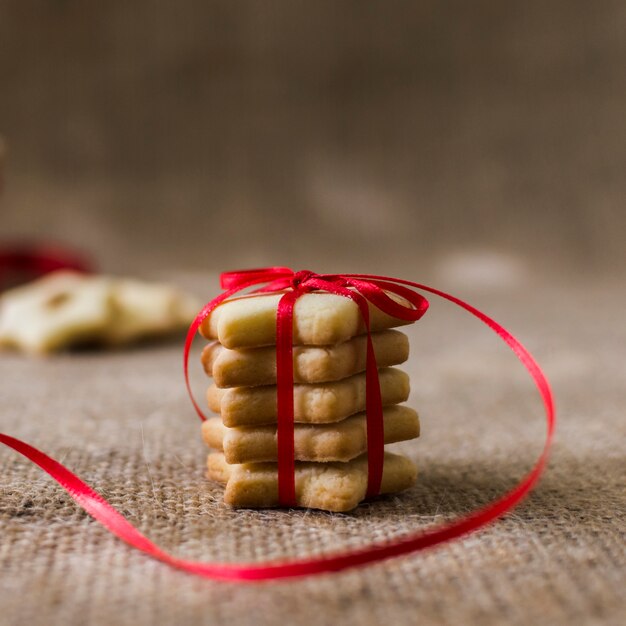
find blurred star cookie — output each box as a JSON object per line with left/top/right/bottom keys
{"left": 105, "top": 277, "right": 199, "bottom": 344}
{"left": 0, "top": 270, "right": 199, "bottom": 353}
{"left": 0, "top": 271, "right": 113, "bottom": 353}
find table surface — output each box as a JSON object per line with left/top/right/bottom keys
{"left": 0, "top": 274, "right": 624, "bottom": 626}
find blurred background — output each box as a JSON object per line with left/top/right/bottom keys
{"left": 1, "top": 1, "right": 624, "bottom": 282}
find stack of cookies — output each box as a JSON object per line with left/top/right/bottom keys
{"left": 198, "top": 291, "right": 420, "bottom": 512}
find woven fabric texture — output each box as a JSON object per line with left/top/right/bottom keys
{"left": 0, "top": 277, "right": 624, "bottom": 626}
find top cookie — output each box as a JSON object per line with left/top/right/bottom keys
{"left": 198, "top": 291, "right": 414, "bottom": 349}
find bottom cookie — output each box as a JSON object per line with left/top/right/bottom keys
{"left": 207, "top": 451, "right": 417, "bottom": 512}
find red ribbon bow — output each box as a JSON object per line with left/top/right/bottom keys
{"left": 2, "top": 266, "right": 555, "bottom": 582}
{"left": 185, "top": 267, "right": 429, "bottom": 505}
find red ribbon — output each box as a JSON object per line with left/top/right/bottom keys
{"left": 0, "top": 267, "right": 555, "bottom": 582}
{"left": 0, "top": 243, "right": 92, "bottom": 290}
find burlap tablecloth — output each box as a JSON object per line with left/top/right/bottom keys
{"left": 0, "top": 275, "right": 624, "bottom": 625}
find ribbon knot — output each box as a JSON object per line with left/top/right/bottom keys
{"left": 290, "top": 270, "right": 315, "bottom": 289}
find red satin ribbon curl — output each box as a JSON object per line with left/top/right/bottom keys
{"left": 0, "top": 266, "right": 555, "bottom": 582}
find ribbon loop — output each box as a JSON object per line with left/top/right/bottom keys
{"left": 309, "top": 273, "right": 350, "bottom": 289}
{"left": 220, "top": 267, "right": 293, "bottom": 290}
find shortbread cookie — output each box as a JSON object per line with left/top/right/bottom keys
{"left": 199, "top": 290, "right": 414, "bottom": 348}
{"left": 207, "top": 451, "right": 417, "bottom": 512}
{"left": 202, "top": 405, "right": 419, "bottom": 464}
{"left": 0, "top": 271, "right": 114, "bottom": 353}
{"left": 202, "top": 329, "right": 409, "bottom": 387}
{"left": 0, "top": 270, "right": 200, "bottom": 353}
{"left": 207, "top": 367, "right": 410, "bottom": 427}
{"left": 105, "top": 278, "right": 199, "bottom": 344}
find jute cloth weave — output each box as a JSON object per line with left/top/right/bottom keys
{"left": 0, "top": 277, "right": 624, "bottom": 625}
